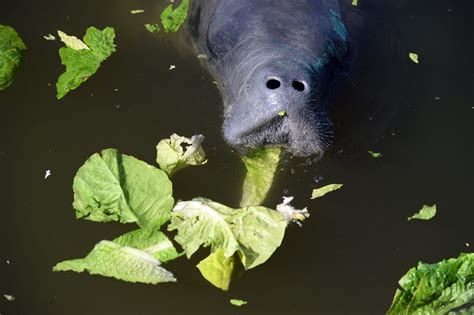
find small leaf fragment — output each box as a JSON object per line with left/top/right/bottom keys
{"left": 240, "top": 147, "right": 281, "bottom": 207}
{"left": 409, "top": 52, "right": 419, "bottom": 64}
{"left": 351, "top": 0, "right": 358, "bottom": 6}
{"left": 145, "top": 24, "right": 160, "bottom": 33}
{"left": 130, "top": 9, "right": 144, "bottom": 14}
{"left": 230, "top": 299, "right": 248, "bottom": 307}
{"left": 311, "top": 183, "right": 343, "bottom": 199}
{"left": 197, "top": 249, "right": 235, "bottom": 291}
{"left": 368, "top": 150, "right": 383, "bottom": 158}
{"left": 278, "top": 110, "right": 286, "bottom": 117}
{"left": 156, "top": 134, "right": 207, "bottom": 176}
{"left": 3, "top": 294, "right": 15, "bottom": 301}
{"left": 43, "top": 34, "right": 56, "bottom": 41}
{"left": 57, "top": 30, "right": 90, "bottom": 50}
{"left": 408, "top": 204, "right": 437, "bottom": 221}
{"left": 160, "top": 0, "right": 189, "bottom": 32}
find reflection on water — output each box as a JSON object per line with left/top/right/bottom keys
{"left": 0, "top": 0, "right": 472, "bottom": 314}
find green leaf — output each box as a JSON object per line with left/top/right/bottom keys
{"left": 160, "top": 0, "right": 189, "bottom": 32}
{"left": 409, "top": 52, "right": 419, "bottom": 64}
{"left": 56, "top": 26, "right": 116, "bottom": 99}
{"left": 368, "top": 150, "right": 383, "bottom": 158}
{"left": 130, "top": 9, "right": 144, "bottom": 14}
{"left": 73, "top": 148, "right": 174, "bottom": 228}
{"left": 145, "top": 24, "right": 160, "bottom": 33}
{"left": 408, "top": 204, "right": 437, "bottom": 221}
{"left": 168, "top": 198, "right": 287, "bottom": 273}
{"left": 53, "top": 240, "right": 176, "bottom": 284}
{"left": 197, "top": 248, "right": 235, "bottom": 291}
{"left": 156, "top": 134, "right": 207, "bottom": 176}
{"left": 230, "top": 299, "right": 248, "bottom": 307}
{"left": 240, "top": 147, "right": 281, "bottom": 207}
{"left": 387, "top": 253, "right": 474, "bottom": 315}
{"left": 113, "top": 227, "right": 180, "bottom": 263}
{"left": 277, "top": 110, "right": 287, "bottom": 117}
{"left": 311, "top": 184, "right": 343, "bottom": 199}
{"left": 0, "top": 25, "right": 27, "bottom": 91}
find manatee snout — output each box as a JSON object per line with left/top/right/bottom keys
{"left": 222, "top": 55, "right": 333, "bottom": 157}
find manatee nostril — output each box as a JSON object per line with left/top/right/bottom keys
{"left": 266, "top": 79, "right": 281, "bottom": 90}
{"left": 292, "top": 80, "right": 305, "bottom": 92}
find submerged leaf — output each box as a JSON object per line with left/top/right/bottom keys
{"left": 156, "top": 134, "right": 206, "bottom": 176}
{"left": 160, "top": 0, "right": 189, "bottom": 32}
{"left": 0, "top": 25, "right": 27, "bottom": 91}
{"left": 57, "top": 30, "right": 90, "bottom": 50}
{"left": 240, "top": 147, "right": 281, "bottom": 207}
{"left": 230, "top": 299, "right": 248, "bottom": 307}
{"left": 145, "top": 24, "right": 160, "bottom": 33}
{"left": 197, "top": 248, "right": 235, "bottom": 291}
{"left": 408, "top": 204, "right": 437, "bottom": 221}
{"left": 168, "top": 197, "right": 287, "bottom": 289}
{"left": 311, "top": 184, "right": 343, "bottom": 199}
{"left": 387, "top": 253, "right": 474, "bottom": 315}
{"left": 73, "top": 148, "right": 174, "bottom": 228}
{"left": 56, "top": 26, "right": 116, "bottom": 99}
{"left": 53, "top": 240, "right": 176, "bottom": 284}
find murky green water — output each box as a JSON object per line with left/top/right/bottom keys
{"left": 1, "top": 0, "right": 473, "bottom": 314}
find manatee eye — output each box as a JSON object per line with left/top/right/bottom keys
{"left": 292, "top": 80, "right": 305, "bottom": 92}
{"left": 266, "top": 79, "right": 281, "bottom": 89}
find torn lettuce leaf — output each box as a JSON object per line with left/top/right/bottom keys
{"left": 408, "top": 204, "right": 437, "bottom": 221}
{"left": 156, "top": 134, "right": 207, "bottom": 176}
{"left": 311, "top": 184, "right": 343, "bottom": 199}
{"left": 53, "top": 240, "right": 176, "bottom": 284}
{"left": 73, "top": 148, "right": 174, "bottom": 228}
{"left": 240, "top": 147, "right": 281, "bottom": 207}
{"left": 197, "top": 248, "right": 235, "bottom": 291}
{"left": 56, "top": 26, "right": 116, "bottom": 99}
{"left": 113, "top": 227, "right": 180, "bottom": 263}
{"left": 169, "top": 198, "right": 287, "bottom": 274}
{"left": 0, "top": 25, "right": 27, "bottom": 91}
{"left": 387, "top": 253, "right": 474, "bottom": 315}
{"left": 230, "top": 299, "right": 248, "bottom": 307}
{"left": 160, "top": 0, "right": 189, "bottom": 32}
{"left": 57, "top": 30, "right": 90, "bottom": 50}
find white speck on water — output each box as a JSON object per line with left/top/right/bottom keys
{"left": 169, "top": 65, "right": 176, "bottom": 70}
{"left": 434, "top": 96, "right": 440, "bottom": 100}
{"left": 45, "top": 170, "right": 52, "bottom": 179}
{"left": 466, "top": 243, "right": 470, "bottom": 247}
{"left": 90, "top": 93, "right": 94, "bottom": 96}
{"left": 114, "top": 88, "right": 119, "bottom": 92}
{"left": 115, "top": 104, "right": 121, "bottom": 109}
{"left": 3, "top": 294, "right": 15, "bottom": 301}
{"left": 197, "top": 54, "right": 209, "bottom": 60}
{"left": 6, "top": 260, "right": 10, "bottom": 264}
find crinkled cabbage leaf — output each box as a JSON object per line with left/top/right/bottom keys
{"left": 0, "top": 25, "right": 27, "bottom": 91}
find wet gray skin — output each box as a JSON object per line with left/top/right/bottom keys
{"left": 186, "top": 0, "right": 357, "bottom": 157}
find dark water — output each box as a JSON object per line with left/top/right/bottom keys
{"left": 1, "top": 0, "right": 473, "bottom": 314}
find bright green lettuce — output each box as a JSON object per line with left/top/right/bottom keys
{"left": 0, "top": 25, "right": 27, "bottom": 91}
{"left": 56, "top": 26, "right": 116, "bottom": 99}
{"left": 160, "top": 0, "right": 189, "bottom": 32}
{"left": 145, "top": 24, "right": 160, "bottom": 33}
{"left": 387, "top": 253, "right": 474, "bottom": 315}
{"left": 53, "top": 238, "right": 176, "bottom": 284}
{"left": 230, "top": 299, "right": 248, "bottom": 307}
{"left": 197, "top": 248, "right": 235, "bottom": 291}
{"left": 240, "top": 147, "right": 281, "bottom": 207}
{"left": 156, "top": 134, "right": 207, "bottom": 176}
{"left": 73, "top": 148, "right": 174, "bottom": 228}
{"left": 311, "top": 184, "right": 343, "bottom": 199}
{"left": 408, "top": 204, "right": 437, "bottom": 221}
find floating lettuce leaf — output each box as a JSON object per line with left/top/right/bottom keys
{"left": 57, "top": 30, "right": 90, "bottom": 50}
{"left": 408, "top": 204, "right": 437, "bottom": 221}
{"left": 168, "top": 198, "right": 288, "bottom": 289}
{"left": 145, "top": 24, "right": 160, "bottom": 33}
{"left": 113, "top": 227, "right": 180, "bottom": 263}
{"left": 160, "top": 0, "right": 189, "bottom": 32}
{"left": 0, "top": 25, "right": 27, "bottom": 91}
{"left": 197, "top": 248, "right": 235, "bottom": 291}
{"left": 73, "top": 148, "right": 174, "bottom": 228}
{"left": 56, "top": 26, "right": 116, "bottom": 99}
{"left": 368, "top": 150, "right": 383, "bottom": 158}
{"left": 230, "top": 299, "right": 248, "bottom": 307}
{"left": 409, "top": 52, "right": 419, "bottom": 64}
{"left": 53, "top": 240, "right": 176, "bottom": 284}
{"left": 156, "top": 134, "right": 207, "bottom": 176}
{"left": 387, "top": 253, "right": 474, "bottom": 315}
{"left": 311, "top": 184, "right": 343, "bottom": 199}
{"left": 240, "top": 147, "right": 281, "bottom": 207}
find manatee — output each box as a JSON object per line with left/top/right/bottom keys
{"left": 184, "top": 0, "right": 361, "bottom": 157}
